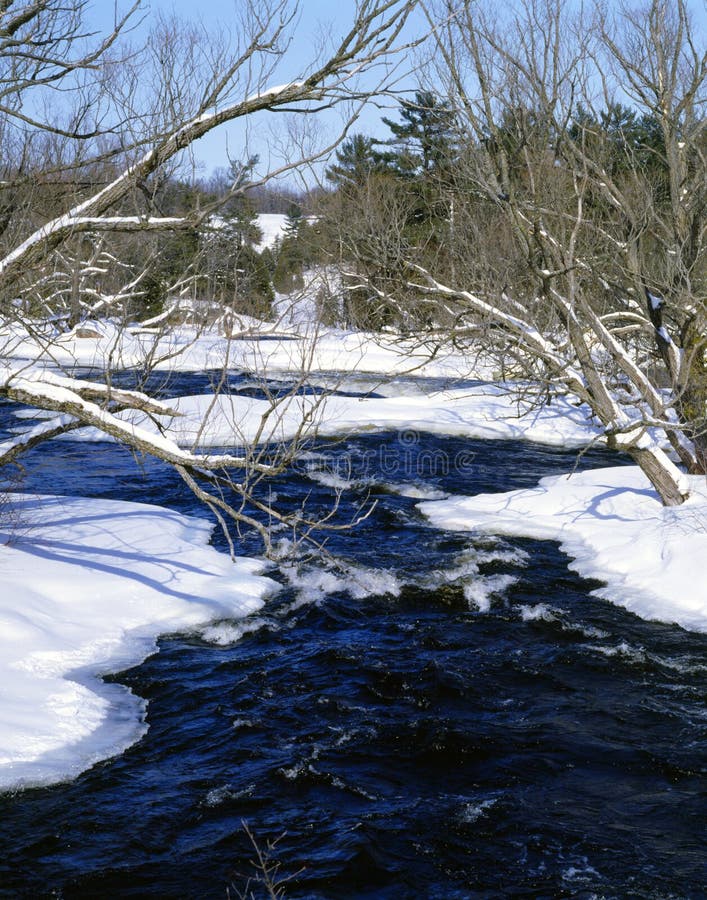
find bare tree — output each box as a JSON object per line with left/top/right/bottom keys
{"left": 341, "top": 0, "right": 704, "bottom": 505}
{"left": 0, "top": 0, "right": 418, "bottom": 552}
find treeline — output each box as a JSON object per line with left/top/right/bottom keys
{"left": 2, "top": 86, "right": 702, "bottom": 336}
{"left": 321, "top": 89, "right": 704, "bottom": 333}
{"left": 0, "top": 157, "right": 321, "bottom": 325}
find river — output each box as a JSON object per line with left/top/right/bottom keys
{"left": 0, "top": 371, "right": 705, "bottom": 898}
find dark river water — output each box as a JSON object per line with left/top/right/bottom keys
{"left": 0, "top": 372, "right": 705, "bottom": 899}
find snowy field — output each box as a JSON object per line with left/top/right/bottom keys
{"left": 1, "top": 316, "right": 707, "bottom": 791}
{"left": 0, "top": 316, "right": 489, "bottom": 377}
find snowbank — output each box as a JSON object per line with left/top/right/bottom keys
{"left": 0, "top": 318, "right": 148, "bottom": 370}
{"left": 419, "top": 466, "right": 707, "bottom": 632}
{"left": 1, "top": 317, "right": 495, "bottom": 379}
{"left": 58, "top": 384, "right": 598, "bottom": 450}
{"left": 128, "top": 325, "right": 487, "bottom": 379}
{"left": 219, "top": 327, "right": 492, "bottom": 379}
{"left": 0, "top": 495, "right": 277, "bottom": 791}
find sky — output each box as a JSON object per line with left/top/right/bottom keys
{"left": 89, "top": 0, "right": 707, "bottom": 184}
{"left": 91, "top": 0, "right": 428, "bottom": 182}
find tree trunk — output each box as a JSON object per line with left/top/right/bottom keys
{"left": 626, "top": 444, "right": 689, "bottom": 507}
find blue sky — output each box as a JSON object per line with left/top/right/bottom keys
{"left": 89, "top": 0, "right": 707, "bottom": 182}
{"left": 91, "top": 0, "right": 426, "bottom": 179}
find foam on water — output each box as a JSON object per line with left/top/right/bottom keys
{"left": 519, "top": 603, "right": 610, "bottom": 639}
{"left": 422, "top": 544, "right": 528, "bottom": 586}
{"left": 463, "top": 574, "right": 518, "bottom": 612}
{"left": 279, "top": 558, "right": 401, "bottom": 607}
{"left": 519, "top": 602, "right": 560, "bottom": 623}
{"left": 583, "top": 640, "right": 648, "bottom": 665}
{"left": 561, "top": 859, "right": 602, "bottom": 885}
{"left": 413, "top": 542, "right": 528, "bottom": 611}
{"left": 582, "top": 640, "right": 707, "bottom": 681}
{"left": 459, "top": 797, "right": 499, "bottom": 823}
{"left": 522, "top": 604, "right": 707, "bottom": 672}
{"left": 232, "top": 718, "right": 255, "bottom": 731}
{"left": 199, "top": 617, "right": 273, "bottom": 646}
{"left": 204, "top": 783, "right": 256, "bottom": 807}
{"left": 650, "top": 653, "right": 707, "bottom": 676}
{"left": 381, "top": 481, "right": 449, "bottom": 500}
{"left": 276, "top": 537, "right": 525, "bottom": 613}
{"left": 305, "top": 468, "right": 371, "bottom": 492}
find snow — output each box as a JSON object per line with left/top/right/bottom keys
{"left": 419, "top": 466, "right": 707, "bottom": 632}
{"left": 0, "top": 317, "right": 148, "bottom": 369}
{"left": 2, "top": 375, "right": 250, "bottom": 473}
{"left": 60, "top": 383, "right": 598, "bottom": 450}
{"left": 244, "top": 81, "right": 304, "bottom": 105}
{"left": 0, "top": 318, "right": 495, "bottom": 378}
{"left": 0, "top": 495, "right": 277, "bottom": 791}
{"left": 226, "top": 326, "right": 485, "bottom": 378}
{"left": 254, "top": 213, "right": 288, "bottom": 252}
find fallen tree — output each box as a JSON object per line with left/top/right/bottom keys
{"left": 0, "top": 0, "right": 418, "bottom": 552}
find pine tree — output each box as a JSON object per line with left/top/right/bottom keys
{"left": 325, "top": 133, "right": 392, "bottom": 189}
{"left": 381, "top": 90, "right": 457, "bottom": 176}
{"left": 285, "top": 201, "right": 303, "bottom": 235}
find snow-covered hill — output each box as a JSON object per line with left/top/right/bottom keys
{"left": 254, "top": 213, "right": 288, "bottom": 252}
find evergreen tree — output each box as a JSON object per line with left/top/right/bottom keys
{"left": 325, "top": 133, "right": 391, "bottom": 189}
{"left": 271, "top": 201, "right": 309, "bottom": 293}
{"left": 381, "top": 90, "right": 457, "bottom": 176}
{"left": 284, "top": 201, "right": 303, "bottom": 238}
{"left": 569, "top": 103, "right": 666, "bottom": 175}
{"left": 201, "top": 157, "right": 275, "bottom": 317}
{"left": 322, "top": 95, "right": 459, "bottom": 330}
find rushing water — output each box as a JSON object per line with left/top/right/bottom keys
{"left": 0, "top": 373, "right": 705, "bottom": 898}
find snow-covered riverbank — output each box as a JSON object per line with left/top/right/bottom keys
{"left": 33, "top": 382, "right": 598, "bottom": 450}
{"left": 420, "top": 466, "right": 707, "bottom": 633}
{"left": 2, "top": 449, "right": 706, "bottom": 793}
{"left": 0, "top": 494, "right": 276, "bottom": 791}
